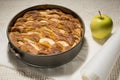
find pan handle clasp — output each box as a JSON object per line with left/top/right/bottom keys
{"left": 14, "top": 53, "right": 22, "bottom": 59}
{"left": 9, "top": 42, "right": 22, "bottom": 59}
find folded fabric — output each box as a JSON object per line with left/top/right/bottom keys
{"left": 0, "top": 64, "right": 54, "bottom": 80}
{"left": 108, "top": 56, "right": 120, "bottom": 80}
{"left": 81, "top": 30, "right": 120, "bottom": 80}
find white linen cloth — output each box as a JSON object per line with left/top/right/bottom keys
{"left": 80, "top": 30, "right": 120, "bottom": 80}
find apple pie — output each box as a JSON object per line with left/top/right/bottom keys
{"left": 9, "top": 9, "right": 83, "bottom": 55}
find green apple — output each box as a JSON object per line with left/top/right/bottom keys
{"left": 90, "top": 11, "right": 113, "bottom": 39}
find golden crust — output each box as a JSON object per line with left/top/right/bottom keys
{"left": 9, "top": 9, "right": 83, "bottom": 55}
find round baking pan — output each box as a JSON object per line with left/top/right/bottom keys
{"left": 7, "top": 4, "right": 85, "bottom": 68}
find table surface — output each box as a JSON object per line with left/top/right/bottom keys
{"left": 0, "top": 0, "right": 120, "bottom": 80}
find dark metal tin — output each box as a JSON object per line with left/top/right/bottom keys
{"left": 7, "top": 4, "right": 85, "bottom": 68}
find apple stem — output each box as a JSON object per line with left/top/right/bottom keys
{"left": 98, "top": 11, "right": 103, "bottom": 19}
